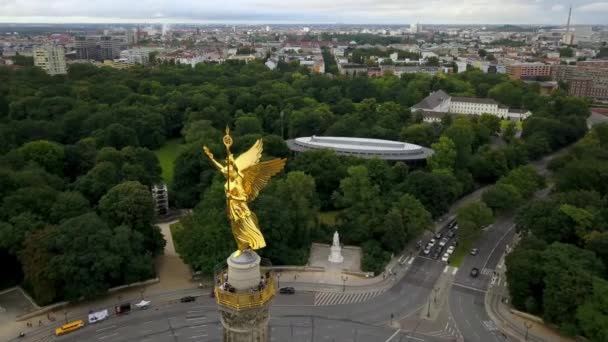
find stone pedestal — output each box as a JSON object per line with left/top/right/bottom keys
{"left": 217, "top": 251, "right": 272, "bottom": 342}
{"left": 227, "top": 251, "right": 261, "bottom": 291}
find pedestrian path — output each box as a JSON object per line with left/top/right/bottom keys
{"left": 313, "top": 289, "right": 385, "bottom": 306}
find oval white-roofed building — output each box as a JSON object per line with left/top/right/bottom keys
{"left": 286, "top": 136, "right": 434, "bottom": 161}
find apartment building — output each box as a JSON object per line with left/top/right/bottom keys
{"left": 75, "top": 35, "right": 98, "bottom": 60}
{"left": 506, "top": 63, "right": 552, "bottom": 80}
{"left": 33, "top": 45, "right": 67, "bottom": 75}
{"left": 552, "top": 64, "right": 608, "bottom": 99}
{"left": 99, "top": 36, "right": 121, "bottom": 60}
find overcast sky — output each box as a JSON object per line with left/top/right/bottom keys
{"left": 0, "top": 0, "right": 607, "bottom": 25}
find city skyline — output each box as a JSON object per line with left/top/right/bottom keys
{"left": 1, "top": 0, "right": 608, "bottom": 25}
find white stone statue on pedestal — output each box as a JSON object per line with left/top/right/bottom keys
{"left": 328, "top": 231, "right": 344, "bottom": 264}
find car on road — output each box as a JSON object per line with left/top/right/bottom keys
{"left": 470, "top": 268, "right": 479, "bottom": 277}
{"left": 439, "top": 237, "right": 449, "bottom": 247}
{"left": 434, "top": 232, "right": 442, "bottom": 239}
{"left": 470, "top": 248, "right": 479, "bottom": 256}
{"left": 447, "top": 246, "right": 455, "bottom": 254}
{"left": 180, "top": 296, "right": 196, "bottom": 303}
{"left": 447, "top": 230, "right": 456, "bottom": 238}
{"left": 279, "top": 287, "right": 295, "bottom": 294}
{"left": 441, "top": 253, "right": 450, "bottom": 262}
{"left": 431, "top": 251, "right": 441, "bottom": 260}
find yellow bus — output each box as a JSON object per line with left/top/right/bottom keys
{"left": 55, "top": 320, "right": 85, "bottom": 336}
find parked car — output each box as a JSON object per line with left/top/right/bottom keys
{"left": 470, "top": 268, "right": 479, "bottom": 277}
{"left": 180, "top": 296, "right": 196, "bottom": 303}
{"left": 428, "top": 238, "right": 436, "bottom": 247}
{"left": 434, "top": 232, "right": 442, "bottom": 239}
{"left": 279, "top": 287, "right": 295, "bottom": 294}
{"left": 431, "top": 251, "right": 441, "bottom": 260}
{"left": 447, "top": 246, "right": 455, "bottom": 254}
{"left": 439, "top": 238, "right": 449, "bottom": 247}
{"left": 447, "top": 230, "right": 456, "bottom": 238}
{"left": 441, "top": 253, "right": 450, "bottom": 262}
{"left": 470, "top": 248, "right": 479, "bottom": 256}
{"left": 448, "top": 220, "right": 457, "bottom": 229}
{"left": 423, "top": 247, "right": 431, "bottom": 255}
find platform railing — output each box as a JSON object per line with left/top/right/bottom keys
{"left": 214, "top": 277, "right": 275, "bottom": 311}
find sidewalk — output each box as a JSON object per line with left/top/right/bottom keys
{"left": 279, "top": 234, "right": 429, "bottom": 293}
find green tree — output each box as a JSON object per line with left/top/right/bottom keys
{"left": 255, "top": 172, "right": 319, "bottom": 264}
{"left": 444, "top": 118, "right": 474, "bottom": 169}
{"left": 98, "top": 181, "right": 164, "bottom": 255}
{"left": 335, "top": 165, "right": 384, "bottom": 243}
{"left": 16, "top": 140, "right": 65, "bottom": 175}
{"left": 428, "top": 136, "right": 457, "bottom": 173}
{"left": 576, "top": 277, "right": 608, "bottom": 342}
{"left": 482, "top": 183, "right": 523, "bottom": 212}
{"left": 49, "top": 191, "right": 91, "bottom": 223}
{"left": 479, "top": 113, "right": 501, "bottom": 133}
{"left": 456, "top": 201, "right": 494, "bottom": 242}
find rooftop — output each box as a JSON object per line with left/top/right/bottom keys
{"left": 286, "top": 136, "right": 433, "bottom": 161}
{"left": 411, "top": 90, "right": 450, "bottom": 110}
{"left": 451, "top": 97, "right": 499, "bottom": 105}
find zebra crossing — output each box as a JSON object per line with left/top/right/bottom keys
{"left": 483, "top": 320, "right": 498, "bottom": 331}
{"left": 314, "top": 290, "right": 384, "bottom": 306}
{"left": 481, "top": 268, "right": 494, "bottom": 276}
{"left": 425, "top": 317, "right": 462, "bottom": 340}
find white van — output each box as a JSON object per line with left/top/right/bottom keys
{"left": 88, "top": 309, "right": 109, "bottom": 324}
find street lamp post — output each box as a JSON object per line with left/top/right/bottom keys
{"left": 433, "top": 287, "right": 440, "bottom": 304}
{"left": 524, "top": 321, "right": 533, "bottom": 341}
{"left": 341, "top": 276, "right": 348, "bottom": 292}
{"left": 427, "top": 297, "right": 431, "bottom": 318}
{"left": 63, "top": 310, "right": 68, "bottom": 324}
{"left": 277, "top": 272, "right": 282, "bottom": 288}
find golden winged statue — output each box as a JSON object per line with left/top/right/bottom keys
{"left": 203, "top": 128, "right": 286, "bottom": 257}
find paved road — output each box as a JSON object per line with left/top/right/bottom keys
{"left": 23, "top": 255, "right": 445, "bottom": 342}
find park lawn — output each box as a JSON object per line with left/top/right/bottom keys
{"left": 318, "top": 210, "right": 340, "bottom": 226}
{"left": 500, "top": 119, "right": 523, "bottom": 131}
{"left": 154, "top": 139, "right": 185, "bottom": 185}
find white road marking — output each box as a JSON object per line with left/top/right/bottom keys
{"left": 186, "top": 317, "right": 207, "bottom": 321}
{"left": 384, "top": 329, "right": 401, "bottom": 342}
{"left": 96, "top": 325, "right": 116, "bottom": 332}
{"left": 189, "top": 335, "right": 208, "bottom": 339}
{"left": 408, "top": 258, "right": 414, "bottom": 265}
{"left": 189, "top": 324, "right": 207, "bottom": 328}
{"left": 142, "top": 320, "right": 155, "bottom": 325}
{"left": 443, "top": 266, "right": 449, "bottom": 273}
{"left": 98, "top": 332, "right": 118, "bottom": 340}
{"left": 452, "top": 267, "right": 458, "bottom": 275}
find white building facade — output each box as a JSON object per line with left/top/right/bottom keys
{"left": 33, "top": 45, "right": 67, "bottom": 75}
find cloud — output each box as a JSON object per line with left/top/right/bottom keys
{"left": 0, "top": 0, "right": 605, "bottom": 24}
{"left": 578, "top": 1, "right": 608, "bottom": 11}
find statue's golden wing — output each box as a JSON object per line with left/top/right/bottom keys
{"left": 235, "top": 139, "right": 263, "bottom": 172}
{"left": 242, "top": 158, "right": 286, "bottom": 201}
